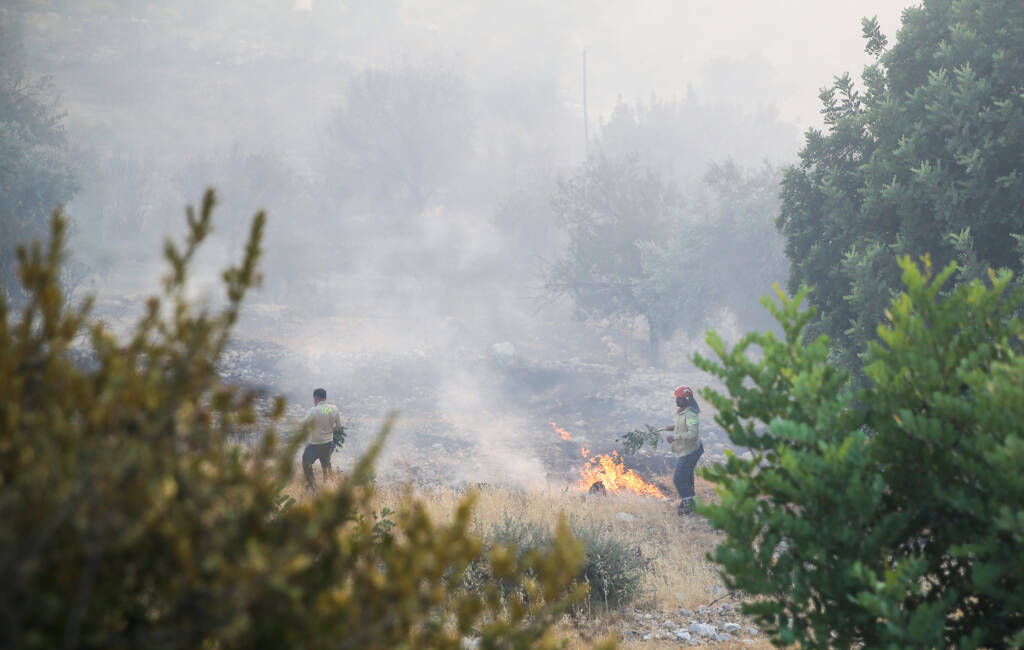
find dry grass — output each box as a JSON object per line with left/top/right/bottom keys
{"left": 287, "top": 472, "right": 724, "bottom": 609}
{"left": 616, "top": 640, "right": 775, "bottom": 650}
{"left": 285, "top": 467, "right": 776, "bottom": 647}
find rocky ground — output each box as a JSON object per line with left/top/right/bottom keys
{"left": 91, "top": 276, "right": 771, "bottom": 648}
{"left": 618, "top": 602, "right": 760, "bottom": 645}
{"left": 212, "top": 333, "right": 749, "bottom": 490}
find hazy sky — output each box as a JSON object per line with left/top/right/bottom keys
{"left": 22, "top": 0, "right": 918, "bottom": 168}
{"left": 327, "top": 0, "right": 917, "bottom": 135}
{"left": 565, "top": 0, "right": 914, "bottom": 127}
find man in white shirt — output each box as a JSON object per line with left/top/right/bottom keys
{"left": 301, "top": 388, "right": 343, "bottom": 491}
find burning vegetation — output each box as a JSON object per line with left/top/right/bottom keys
{"left": 551, "top": 421, "right": 573, "bottom": 440}
{"left": 577, "top": 450, "right": 666, "bottom": 498}
{"left": 551, "top": 422, "right": 666, "bottom": 498}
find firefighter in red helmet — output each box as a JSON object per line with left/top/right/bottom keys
{"left": 665, "top": 385, "right": 703, "bottom": 515}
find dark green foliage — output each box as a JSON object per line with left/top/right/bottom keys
{"left": 0, "top": 193, "right": 589, "bottom": 649}
{"left": 619, "top": 424, "right": 665, "bottom": 455}
{"left": 778, "top": 0, "right": 1024, "bottom": 377}
{"left": 696, "top": 259, "right": 1024, "bottom": 648}
{"left": 332, "top": 423, "right": 347, "bottom": 449}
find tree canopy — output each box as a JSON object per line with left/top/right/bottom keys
{"left": 547, "top": 154, "right": 787, "bottom": 365}
{"left": 778, "top": 0, "right": 1024, "bottom": 375}
{"left": 324, "top": 65, "right": 474, "bottom": 216}
{"left": 546, "top": 153, "right": 679, "bottom": 364}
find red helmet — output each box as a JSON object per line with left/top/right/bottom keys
{"left": 674, "top": 385, "right": 693, "bottom": 399}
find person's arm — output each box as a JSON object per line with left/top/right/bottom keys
{"left": 665, "top": 423, "right": 675, "bottom": 442}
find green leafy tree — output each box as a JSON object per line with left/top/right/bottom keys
{"left": 0, "top": 192, "right": 590, "bottom": 649}
{"left": 696, "top": 258, "right": 1024, "bottom": 648}
{"left": 637, "top": 161, "right": 789, "bottom": 339}
{"left": 0, "top": 16, "right": 77, "bottom": 303}
{"left": 324, "top": 65, "right": 473, "bottom": 216}
{"left": 778, "top": 0, "right": 1024, "bottom": 376}
{"left": 546, "top": 153, "right": 679, "bottom": 365}
{"left": 598, "top": 90, "right": 798, "bottom": 188}
{"left": 549, "top": 155, "right": 787, "bottom": 365}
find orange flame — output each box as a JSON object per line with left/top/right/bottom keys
{"left": 580, "top": 446, "right": 589, "bottom": 457}
{"left": 551, "top": 421, "right": 572, "bottom": 440}
{"left": 577, "top": 451, "right": 665, "bottom": 497}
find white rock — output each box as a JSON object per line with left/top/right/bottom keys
{"left": 689, "top": 622, "right": 717, "bottom": 637}
{"left": 616, "top": 511, "right": 636, "bottom": 522}
{"left": 716, "top": 632, "right": 733, "bottom": 642}
{"left": 747, "top": 626, "right": 759, "bottom": 635}
{"left": 673, "top": 628, "right": 691, "bottom": 641}
{"left": 642, "top": 633, "right": 652, "bottom": 641}
{"left": 662, "top": 620, "right": 676, "bottom": 628}
{"left": 724, "top": 622, "right": 741, "bottom": 632}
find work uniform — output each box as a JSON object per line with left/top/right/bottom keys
{"left": 301, "top": 402, "right": 342, "bottom": 490}
{"left": 671, "top": 406, "right": 703, "bottom": 510}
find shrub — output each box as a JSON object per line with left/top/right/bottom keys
{"left": 0, "top": 192, "right": 589, "bottom": 649}
{"left": 696, "top": 258, "right": 1024, "bottom": 648}
{"left": 463, "top": 513, "right": 649, "bottom": 611}
{"left": 460, "top": 515, "right": 553, "bottom": 600}
{"left": 570, "top": 518, "right": 648, "bottom": 609}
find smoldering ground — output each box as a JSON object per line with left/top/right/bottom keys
{"left": 8, "top": 1, "right": 913, "bottom": 489}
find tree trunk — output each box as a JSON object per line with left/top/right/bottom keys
{"left": 647, "top": 325, "right": 662, "bottom": 368}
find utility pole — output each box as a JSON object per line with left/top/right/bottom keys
{"left": 582, "top": 49, "right": 589, "bottom": 157}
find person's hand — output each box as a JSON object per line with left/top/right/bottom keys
{"left": 666, "top": 435, "right": 674, "bottom": 443}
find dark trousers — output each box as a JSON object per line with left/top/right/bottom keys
{"left": 673, "top": 443, "right": 704, "bottom": 501}
{"left": 302, "top": 442, "right": 333, "bottom": 489}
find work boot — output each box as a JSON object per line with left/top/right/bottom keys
{"left": 677, "top": 497, "right": 695, "bottom": 516}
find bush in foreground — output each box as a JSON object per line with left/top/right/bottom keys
{"left": 463, "top": 514, "right": 649, "bottom": 612}
{"left": 697, "top": 258, "right": 1024, "bottom": 648}
{"left": 0, "top": 192, "right": 589, "bottom": 649}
